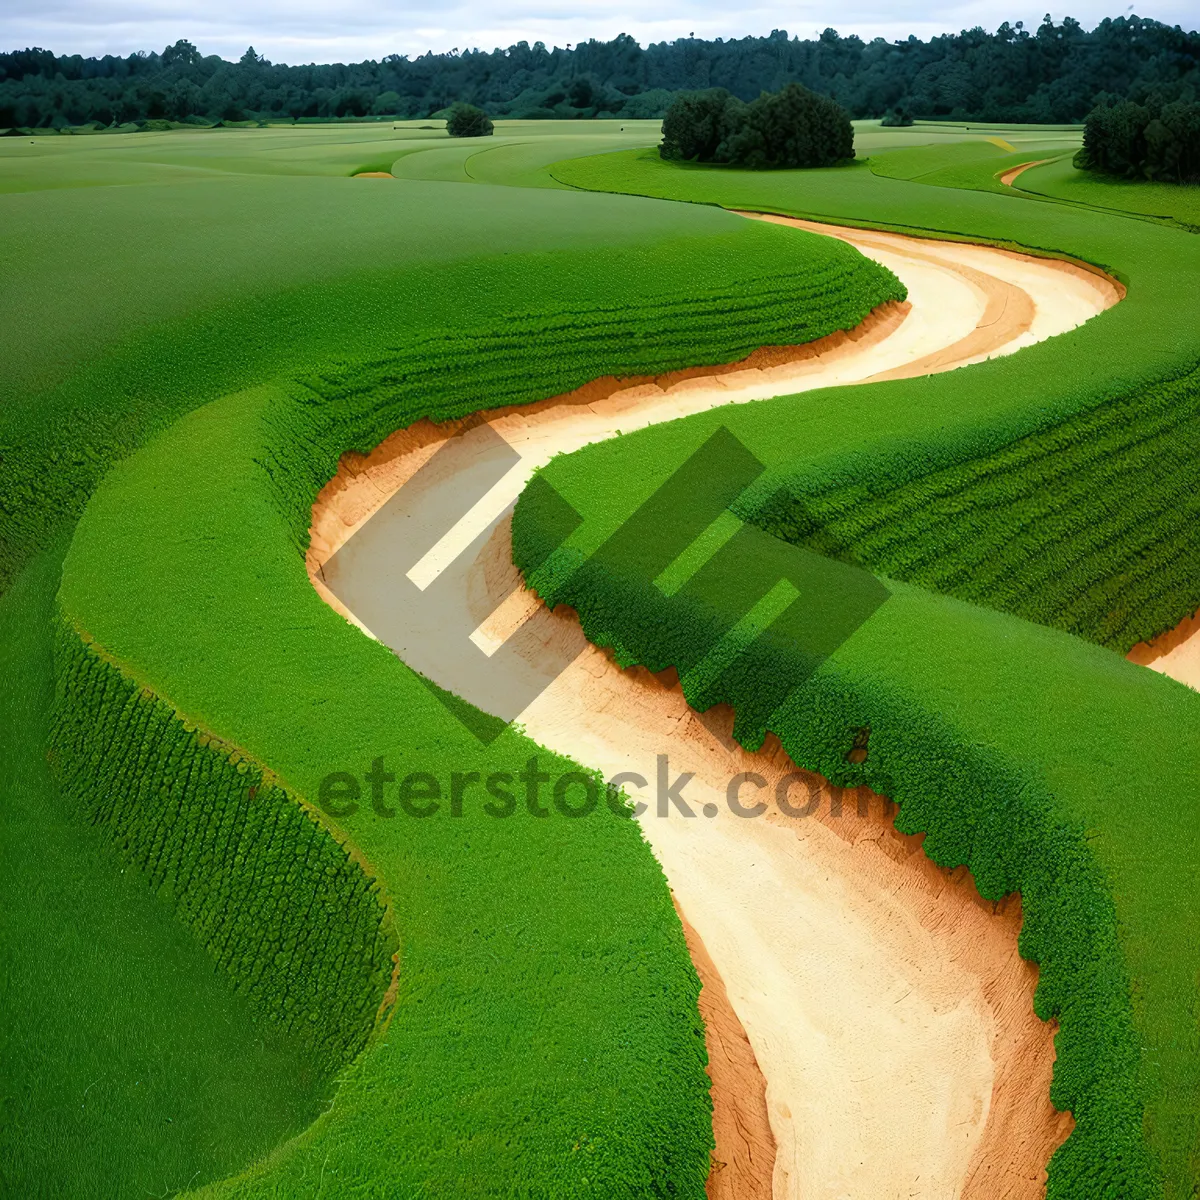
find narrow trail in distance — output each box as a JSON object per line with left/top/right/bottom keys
{"left": 998, "top": 159, "right": 1056, "bottom": 189}
{"left": 309, "top": 216, "right": 1119, "bottom": 1199}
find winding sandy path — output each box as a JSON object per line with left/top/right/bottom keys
{"left": 999, "top": 160, "right": 1055, "bottom": 189}
{"left": 308, "top": 217, "right": 1118, "bottom": 1198}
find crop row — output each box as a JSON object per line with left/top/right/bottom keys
{"left": 751, "top": 361, "right": 1200, "bottom": 650}
{"left": 262, "top": 266, "right": 905, "bottom": 555}
{"left": 20, "top": 180, "right": 907, "bottom": 1194}
{"left": 0, "top": 214, "right": 901, "bottom": 598}
{"left": 49, "top": 622, "right": 397, "bottom": 1073}
{"left": 44, "top": 235, "right": 904, "bottom": 1194}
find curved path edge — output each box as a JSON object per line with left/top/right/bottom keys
{"left": 308, "top": 217, "right": 1120, "bottom": 1198}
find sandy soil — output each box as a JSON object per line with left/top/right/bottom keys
{"left": 308, "top": 217, "right": 1118, "bottom": 1197}
{"left": 676, "top": 899, "right": 777, "bottom": 1200}
{"left": 1127, "top": 607, "right": 1200, "bottom": 690}
{"left": 354, "top": 171, "right": 394, "bottom": 178}
{"left": 998, "top": 160, "right": 1054, "bottom": 189}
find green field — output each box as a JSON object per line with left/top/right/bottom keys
{"left": 0, "top": 540, "right": 333, "bottom": 1200}
{"left": 3, "top": 117, "right": 1199, "bottom": 1197}
{"left": 1015, "top": 155, "right": 1200, "bottom": 229}
{"left": 1, "top": 121, "right": 903, "bottom": 1197}
{"left": 520, "top": 141, "right": 1200, "bottom": 1196}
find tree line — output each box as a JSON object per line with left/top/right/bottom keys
{"left": 1079, "top": 93, "right": 1200, "bottom": 181}
{"left": 1, "top": 15, "right": 1197, "bottom": 131}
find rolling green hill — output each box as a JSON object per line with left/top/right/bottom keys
{"left": 0, "top": 123, "right": 902, "bottom": 1197}
{"left": 514, "top": 142, "right": 1200, "bottom": 1196}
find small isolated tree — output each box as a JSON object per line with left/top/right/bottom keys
{"left": 446, "top": 102, "right": 493, "bottom": 137}
{"left": 881, "top": 105, "right": 914, "bottom": 127}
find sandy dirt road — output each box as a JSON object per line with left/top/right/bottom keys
{"left": 1128, "top": 609, "right": 1200, "bottom": 688}
{"left": 309, "top": 217, "right": 1116, "bottom": 1198}
{"left": 998, "top": 160, "right": 1056, "bottom": 189}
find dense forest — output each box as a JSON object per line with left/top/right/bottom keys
{"left": 2, "top": 15, "right": 1198, "bottom": 131}
{"left": 1079, "top": 93, "right": 1200, "bottom": 180}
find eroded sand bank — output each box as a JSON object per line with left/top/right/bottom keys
{"left": 1128, "top": 607, "right": 1200, "bottom": 689}
{"left": 308, "top": 218, "right": 1118, "bottom": 1197}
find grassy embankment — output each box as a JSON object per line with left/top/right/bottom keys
{"left": 2, "top": 123, "right": 903, "bottom": 1197}
{"left": 869, "top": 136, "right": 1200, "bottom": 232}
{"left": 0, "top": 540, "right": 334, "bottom": 1200}
{"left": 508, "top": 144, "right": 1200, "bottom": 1197}
{"left": 1015, "top": 155, "right": 1200, "bottom": 230}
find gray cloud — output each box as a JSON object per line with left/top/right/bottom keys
{"left": 1, "top": 0, "right": 1192, "bottom": 62}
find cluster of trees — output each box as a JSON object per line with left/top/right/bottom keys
{"left": 1079, "top": 93, "right": 1200, "bottom": 181}
{"left": 1, "top": 16, "right": 1197, "bottom": 131}
{"left": 661, "top": 83, "right": 852, "bottom": 167}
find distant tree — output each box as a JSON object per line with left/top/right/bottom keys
{"left": 115, "top": 95, "right": 141, "bottom": 124}
{"left": 881, "top": 104, "right": 913, "bottom": 126}
{"left": 621, "top": 88, "right": 677, "bottom": 119}
{"left": 372, "top": 90, "right": 402, "bottom": 115}
{"left": 662, "top": 82, "right": 853, "bottom": 168}
{"left": 334, "top": 88, "right": 371, "bottom": 118}
{"left": 168, "top": 80, "right": 202, "bottom": 120}
{"left": 161, "top": 39, "right": 202, "bottom": 69}
{"left": 722, "top": 83, "right": 854, "bottom": 167}
{"left": 446, "top": 102, "right": 493, "bottom": 137}
{"left": 2, "top": 19, "right": 1199, "bottom": 132}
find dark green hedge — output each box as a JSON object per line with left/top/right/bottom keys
{"left": 48, "top": 624, "right": 397, "bottom": 1074}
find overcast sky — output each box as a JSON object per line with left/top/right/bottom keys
{"left": 2, "top": 0, "right": 1192, "bottom": 63}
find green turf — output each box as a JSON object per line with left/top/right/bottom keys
{"left": 863, "top": 135, "right": 1200, "bottom": 232}
{"left": 0, "top": 173, "right": 723, "bottom": 591}
{"left": 1015, "top": 156, "right": 1200, "bottom": 229}
{"left": 866, "top": 138, "right": 1075, "bottom": 196}
{"left": 518, "top": 144, "right": 1200, "bottom": 1197}
{"left": 8, "top": 116, "right": 1199, "bottom": 1196}
{"left": 0, "top": 119, "right": 661, "bottom": 196}
{"left": 8, "top": 138, "right": 898, "bottom": 1196}
{"left": 0, "top": 539, "right": 333, "bottom": 1199}
{"left": 58, "top": 382, "right": 714, "bottom": 1199}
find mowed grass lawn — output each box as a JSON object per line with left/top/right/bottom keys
{"left": 1015, "top": 154, "right": 1200, "bottom": 228}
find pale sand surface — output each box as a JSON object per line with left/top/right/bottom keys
{"left": 308, "top": 218, "right": 1117, "bottom": 1197}
{"left": 676, "top": 898, "right": 776, "bottom": 1200}
{"left": 1128, "top": 606, "right": 1200, "bottom": 690}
